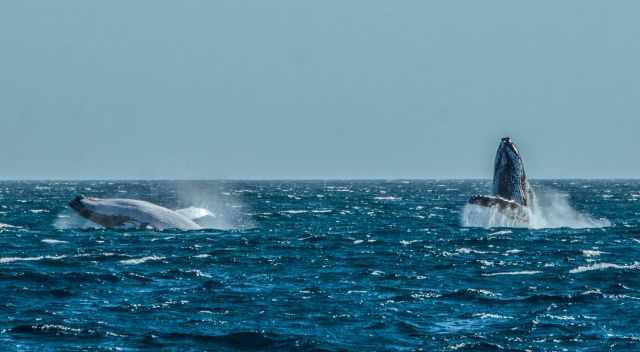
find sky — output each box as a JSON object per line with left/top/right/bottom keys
{"left": 1, "top": 1, "right": 639, "bottom": 179}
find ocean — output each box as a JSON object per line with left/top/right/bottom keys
{"left": 0, "top": 180, "right": 638, "bottom": 351}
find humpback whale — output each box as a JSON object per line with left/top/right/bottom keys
{"left": 69, "top": 195, "right": 202, "bottom": 231}
{"left": 468, "top": 137, "right": 532, "bottom": 221}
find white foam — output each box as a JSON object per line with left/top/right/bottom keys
{"left": 400, "top": 240, "right": 422, "bottom": 246}
{"left": 185, "top": 269, "right": 212, "bottom": 278}
{"left": 120, "top": 256, "right": 165, "bottom": 265}
{"left": 280, "top": 210, "right": 308, "bottom": 214}
{"left": 541, "top": 314, "right": 576, "bottom": 321}
{"left": 570, "top": 262, "right": 640, "bottom": 274}
{"left": 374, "top": 196, "right": 401, "bottom": 201}
{"left": 473, "top": 313, "right": 512, "bottom": 320}
{"left": 456, "top": 248, "right": 487, "bottom": 254}
{"left": 582, "top": 250, "right": 606, "bottom": 257}
{"left": 487, "top": 230, "right": 512, "bottom": 236}
{"left": 467, "top": 288, "right": 500, "bottom": 297}
{"left": 0, "top": 255, "right": 66, "bottom": 264}
{"left": 41, "top": 239, "right": 68, "bottom": 244}
{"left": 462, "top": 187, "right": 611, "bottom": 229}
{"left": 483, "top": 270, "right": 541, "bottom": 276}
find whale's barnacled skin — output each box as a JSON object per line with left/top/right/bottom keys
{"left": 469, "top": 137, "right": 532, "bottom": 217}
{"left": 69, "top": 195, "right": 201, "bottom": 230}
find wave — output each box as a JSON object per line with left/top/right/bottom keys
{"left": 482, "top": 270, "right": 541, "bottom": 276}
{"left": 0, "top": 255, "right": 66, "bottom": 264}
{"left": 41, "top": 238, "right": 68, "bottom": 244}
{"left": 0, "top": 222, "right": 19, "bottom": 230}
{"left": 570, "top": 262, "right": 640, "bottom": 274}
{"left": 10, "top": 324, "right": 103, "bottom": 339}
{"left": 120, "top": 256, "right": 165, "bottom": 265}
{"left": 136, "top": 331, "right": 331, "bottom": 351}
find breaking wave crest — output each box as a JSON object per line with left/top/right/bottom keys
{"left": 462, "top": 187, "right": 610, "bottom": 229}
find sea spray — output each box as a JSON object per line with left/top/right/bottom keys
{"left": 54, "top": 210, "right": 101, "bottom": 230}
{"left": 461, "top": 187, "right": 610, "bottom": 229}
{"left": 174, "top": 181, "right": 255, "bottom": 230}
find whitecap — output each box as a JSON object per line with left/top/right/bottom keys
{"left": 41, "top": 239, "right": 68, "bottom": 244}
{"left": 0, "top": 255, "right": 66, "bottom": 264}
{"left": 467, "top": 288, "right": 500, "bottom": 297}
{"left": 541, "top": 314, "right": 576, "bottom": 321}
{"left": 473, "top": 313, "right": 512, "bottom": 320}
{"left": 185, "top": 269, "right": 212, "bottom": 278}
{"left": 582, "top": 250, "right": 606, "bottom": 257}
{"left": 483, "top": 270, "right": 541, "bottom": 276}
{"left": 374, "top": 196, "right": 401, "bottom": 201}
{"left": 347, "top": 290, "right": 368, "bottom": 294}
{"left": 120, "top": 256, "right": 165, "bottom": 265}
{"left": 570, "top": 262, "right": 640, "bottom": 274}
{"left": 280, "top": 210, "right": 308, "bottom": 214}
{"left": 488, "top": 230, "right": 512, "bottom": 236}
{"left": 456, "top": 248, "right": 487, "bottom": 254}
{"left": 400, "top": 240, "right": 422, "bottom": 246}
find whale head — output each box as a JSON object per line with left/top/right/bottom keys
{"left": 492, "top": 137, "right": 529, "bottom": 206}
{"left": 69, "top": 195, "right": 130, "bottom": 227}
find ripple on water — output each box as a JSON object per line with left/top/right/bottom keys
{"left": 0, "top": 180, "right": 637, "bottom": 351}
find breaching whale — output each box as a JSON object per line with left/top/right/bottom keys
{"left": 69, "top": 195, "right": 202, "bottom": 230}
{"left": 468, "top": 137, "right": 532, "bottom": 221}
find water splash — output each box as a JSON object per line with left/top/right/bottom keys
{"left": 53, "top": 210, "right": 101, "bottom": 230}
{"left": 461, "top": 187, "right": 610, "bottom": 229}
{"left": 175, "top": 182, "right": 255, "bottom": 230}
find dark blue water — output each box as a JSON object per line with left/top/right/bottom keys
{"left": 1, "top": 180, "right": 639, "bottom": 351}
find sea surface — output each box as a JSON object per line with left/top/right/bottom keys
{"left": 0, "top": 180, "right": 639, "bottom": 351}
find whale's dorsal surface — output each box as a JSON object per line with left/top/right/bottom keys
{"left": 69, "top": 196, "right": 201, "bottom": 231}
{"left": 492, "top": 137, "right": 529, "bottom": 206}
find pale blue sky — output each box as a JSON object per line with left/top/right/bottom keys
{"left": 1, "top": 1, "right": 638, "bottom": 179}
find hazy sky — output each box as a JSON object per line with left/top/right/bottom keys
{"left": 1, "top": 1, "right": 638, "bottom": 179}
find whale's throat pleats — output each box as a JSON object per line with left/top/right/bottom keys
{"left": 492, "top": 150, "right": 528, "bottom": 206}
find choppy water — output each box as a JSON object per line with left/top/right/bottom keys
{"left": 1, "top": 180, "right": 639, "bottom": 351}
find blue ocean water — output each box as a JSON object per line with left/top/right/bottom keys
{"left": 0, "top": 180, "right": 639, "bottom": 351}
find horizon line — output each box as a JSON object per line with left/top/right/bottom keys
{"left": 0, "top": 177, "right": 639, "bottom": 182}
